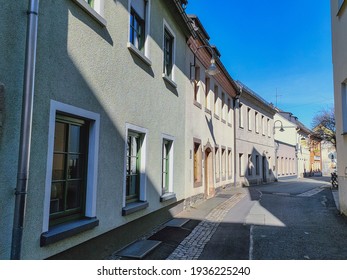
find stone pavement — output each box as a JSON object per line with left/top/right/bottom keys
{"left": 108, "top": 186, "right": 248, "bottom": 260}
{"left": 166, "top": 192, "right": 246, "bottom": 260}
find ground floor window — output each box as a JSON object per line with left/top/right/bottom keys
{"left": 162, "top": 138, "right": 174, "bottom": 194}
{"left": 50, "top": 115, "right": 89, "bottom": 225}
{"left": 41, "top": 101, "right": 100, "bottom": 246}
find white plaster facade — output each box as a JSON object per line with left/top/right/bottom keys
{"left": 184, "top": 16, "right": 238, "bottom": 204}
{"left": 235, "top": 82, "right": 277, "bottom": 186}
{"left": 273, "top": 112, "right": 298, "bottom": 179}
{"left": 331, "top": 0, "right": 347, "bottom": 215}
{"left": 0, "top": 0, "right": 193, "bottom": 260}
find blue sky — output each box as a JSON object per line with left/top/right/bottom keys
{"left": 186, "top": 0, "right": 334, "bottom": 128}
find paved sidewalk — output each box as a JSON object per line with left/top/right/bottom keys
{"left": 167, "top": 192, "right": 246, "bottom": 260}
{"left": 108, "top": 186, "right": 248, "bottom": 260}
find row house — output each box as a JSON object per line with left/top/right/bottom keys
{"left": 184, "top": 15, "right": 239, "bottom": 204}
{"left": 235, "top": 82, "right": 277, "bottom": 186}
{"left": 331, "top": 0, "right": 347, "bottom": 215}
{"left": 0, "top": 0, "right": 195, "bottom": 260}
{"left": 296, "top": 120, "right": 312, "bottom": 177}
{"left": 273, "top": 111, "right": 299, "bottom": 179}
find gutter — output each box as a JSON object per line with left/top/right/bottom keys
{"left": 11, "top": 0, "right": 39, "bottom": 260}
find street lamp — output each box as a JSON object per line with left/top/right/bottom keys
{"left": 273, "top": 120, "right": 285, "bottom": 134}
{"left": 190, "top": 45, "right": 220, "bottom": 79}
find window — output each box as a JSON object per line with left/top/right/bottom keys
{"left": 341, "top": 82, "right": 347, "bottom": 133}
{"left": 247, "top": 108, "right": 252, "bottom": 131}
{"left": 161, "top": 136, "right": 175, "bottom": 200}
{"left": 227, "top": 98, "right": 232, "bottom": 125}
{"left": 261, "top": 115, "right": 265, "bottom": 135}
{"left": 214, "top": 84, "right": 219, "bottom": 117}
{"left": 163, "top": 26, "right": 175, "bottom": 79}
{"left": 256, "top": 155, "right": 260, "bottom": 175}
{"left": 193, "top": 140, "right": 202, "bottom": 187}
{"left": 50, "top": 115, "right": 89, "bottom": 226}
{"left": 339, "top": 0, "right": 345, "bottom": 11}
{"left": 221, "top": 92, "right": 225, "bottom": 121}
{"left": 215, "top": 146, "right": 220, "bottom": 182}
{"left": 123, "top": 124, "right": 148, "bottom": 215}
{"left": 239, "top": 103, "right": 244, "bottom": 128}
{"left": 41, "top": 101, "right": 100, "bottom": 246}
{"left": 239, "top": 153, "right": 245, "bottom": 177}
{"left": 221, "top": 147, "right": 226, "bottom": 179}
{"left": 85, "top": 0, "right": 93, "bottom": 7}
{"left": 255, "top": 112, "right": 259, "bottom": 133}
{"left": 73, "top": 0, "right": 106, "bottom": 26}
{"left": 267, "top": 118, "right": 271, "bottom": 137}
{"left": 248, "top": 154, "right": 252, "bottom": 176}
{"left": 194, "top": 66, "right": 201, "bottom": 103}
{"left": 130, "top": 3, "right": 146, "bottom": 52}
{"left": 227, "top": 149, "right": 232, "bottom": 178}
{"left": 126, "top": 131, "right": 143, "bottom": 203}
{"left": 205, "top": 77, "right": 210, "bottom": 110}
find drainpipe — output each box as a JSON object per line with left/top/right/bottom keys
{"left": 233, "top": 86, "right": 242, "bottom": 188}
{"left": 11, "top": 0, "right": 39, "bottom": 260}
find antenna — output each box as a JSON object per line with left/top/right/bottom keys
{"left": 275, "top": 88, "right": 282, "bottom": 107}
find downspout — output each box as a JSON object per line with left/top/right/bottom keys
{"left": 11, "top": 0, "right": 39, "bottom": 260}
{"left": 233, "top": 86, "right": 242, "bottom": 188}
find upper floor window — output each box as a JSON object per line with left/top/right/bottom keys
{"left": 247, "top": 107, "right": 252, "bottom": 131}
{"left": 205, "top": 77, "right": 211, "bottom": 111}
{"left": 221, "top": 92, "right": 225, "bottom": 121}
{"left": 339, "top": 0, "right": 345, "bottom": 10}
{"left": 129, "top": 0, "right": 147, "bottom": 52}
{"left": 214, "top": 84, "right": 219, "bottom": 117}
{"left": 85, "top": 0, "right": 93, "bottom": 7}
{"left": 239, "top": 103, "right": 244, "bottom": 128}
{"left": 163, "top": 28, "right": 174, "bottom": 78}
{"left": 73, "top": 0, "right": 106, "bottom": 26}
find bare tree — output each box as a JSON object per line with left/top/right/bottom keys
{"left": 311, "top": 107, "right": 336, "bottom": 148}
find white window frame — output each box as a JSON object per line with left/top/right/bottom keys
{"left": 161, "top": 134, "right": 175, "bottom": 196}
{"left": 127, "top": 0, "right": 152, "bottom": 65}
{"left": 124, "top": 123, "right": 148, "bottom": 207}
{"left": 72, "top": 0, "right": 107, "bottom": 26}
{"left": 162, "top": 20, "right": 176, "bottom": 84}
{"left": 42, "top": 100, "right": 100, "bottom": 232}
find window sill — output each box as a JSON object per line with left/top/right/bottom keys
{"left": 72, "top": 0, "right": 107, "bottom": 27}
{"left": 194, "top": 100, "right": 202, "bottom": 109}
{"left": 160, "top": 192, "right": 176, "bottom": 202}
{"left": 40, "top": 217, "right": 99, "bottom": 247}
{"left": 127, "top": 42, "right": 152, "bottom": 67}
{"left": 205, "top": 108, "right": 211, "bottom": 115}
{"left": 122, "top": 201, "right": 149, "bottom": 216}
{"left": 214, "top": 113, "right": 220, "bottom": 120}
{"left": 221, "top": 119, "right": 226, "bottom": 124}
{"left": 162, "top": 74, "right": 177, "bottom": 88}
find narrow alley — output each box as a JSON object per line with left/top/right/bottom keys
{"left": 109, "top": 177, "right": 347, "bottom": 260}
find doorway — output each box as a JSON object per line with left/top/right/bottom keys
{"left": 204, "top": 146, "right": 214, "bottom": 198}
